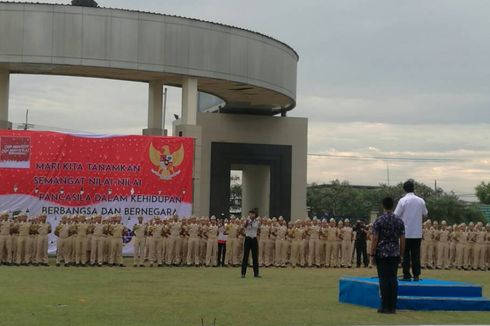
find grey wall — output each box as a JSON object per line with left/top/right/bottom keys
{"left": 175, "top": 112, "right": 308, "bottom": 219}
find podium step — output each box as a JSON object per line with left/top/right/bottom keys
{"left": 397, "top": 278, "right": 482, "bottom": 298}
{"left": 398, "top": 295, "right": 490, "bottom": 311}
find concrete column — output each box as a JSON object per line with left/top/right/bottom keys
{"left": 173, "top": 123, "right": 203, "bottom": 216}
{"left": 143, "top": 80, "right": 165, "bottom": 136}
{"left": 0, "top": 70, "right": 11, "bottom": 130}
{"left": 181, "top": 78, "right": 198, "bottom": 126}
{"left": 242, "top": 165, "right": 270, "bottom": 217}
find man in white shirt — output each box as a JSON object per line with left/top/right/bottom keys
{"left": 241, "top": 210, "right": 261, "bottom": 278}
{"left": 394, "top": 180, "right": 428, "bottom": 281}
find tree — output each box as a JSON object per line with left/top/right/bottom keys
{"left": 229, "top": 174, "right": 242, "bottom": 215}
{"left": 308, "top": 180, "right": 374, "bottom": 220}
{"left": 307, "top": 180, "right": 483, "bottom": 224}
{"left": 475, "top": 181, "right": 490, "bottom": 204}
{"left": 71, "top": 0, "right": 99, "bottom": 7}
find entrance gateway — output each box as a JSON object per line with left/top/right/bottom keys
{"left": 0, "top": 2, "right": 307, "bottom": 220}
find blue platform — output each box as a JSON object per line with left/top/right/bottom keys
{"left": 339, "top": 277, "right": 490, "bottom": 311}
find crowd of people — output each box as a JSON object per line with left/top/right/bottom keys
{"left": 0, "top": 210, "right": 488, "bottom": 270}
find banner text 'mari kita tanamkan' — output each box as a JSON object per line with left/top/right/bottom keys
{"left": 0, "top": 130, "right": 194, "bottom": 253}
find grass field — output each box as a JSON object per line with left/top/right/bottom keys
{"left": 0, "top": 260, "right": 489, "bottom": 326}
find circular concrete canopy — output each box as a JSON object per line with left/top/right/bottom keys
{"left": 0, "top": 2, "right": 298, "bottom": 115}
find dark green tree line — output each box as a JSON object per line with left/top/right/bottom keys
{"left": 307, "top": 180, "right": 485, "bottom": 224}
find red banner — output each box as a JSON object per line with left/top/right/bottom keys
{"left": 0, "top": 130, "right": 194, "bottom": 218}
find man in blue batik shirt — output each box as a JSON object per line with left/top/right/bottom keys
{"left": 370, "top": 197, "right": 405, "bottom": 314}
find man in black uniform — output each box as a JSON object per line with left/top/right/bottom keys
{"left": 354, "top": 220, "right": 369, "bottom": 268}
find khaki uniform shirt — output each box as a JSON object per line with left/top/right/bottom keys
{"left": 226, "top": 224, "right": 238, "bottom": 238}
{"left": 151, "top": 225, "right": 164, "bottom": 238}
{"left": 341, "top": 226, "right": 353, "bottom": 241}
{"left": 93, "top": 223, "right": 106, "bottom": 237}
{"left": 327, "top": 227, "right": 338, "bottom": 241}
{"left": 59, "top": 224, "right": 70, "bottom": 239}
{"left": 169, "top": 222, "right": 182, "bottom": 237}
{"left": 309, "top": 225, "right": 321, "bottom": 240}
{"left": 456, "top": 231, "right": 468, "bottom": 243}
{"left": 18, "top": 222, "right": 32, "bottom": 236}
{"left": 111, "top": 224, "right": 125, "bottom": 238}
{"left": 259, "top": 225, "right": 270, "bottom": 240}
{"left": 475, "top": 231, "right": 486, "bottom": 244}
{"left": 38, "top": 223, "right": 51, "bottom": 236}
{"left": 133, "top": 223, "right": 146, "bottom": 239}
{"left": 276, "top": 225, "right": 288, "bottom": 241}
{"left": 438, "top": 229, "right": 450, "bottom": 242}
{"left": 0, "top": 221, "right": 12, "bottom": 235}
{"left": 77, "top": 223, "right": 89, "bottom": 237}
{"left": 207, "top": 225, "right": 218, "bottom": 239}
{"left": 293, "top": 227, "right": 304, "bottom": 240}
{"left": 188, "top": 223, "right": 200, "bottom": 238}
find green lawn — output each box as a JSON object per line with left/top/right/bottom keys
{"left": 0, "top": 260, "right": 489, "bottom": 326}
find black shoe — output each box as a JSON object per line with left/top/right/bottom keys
{"left": 56, "top": 263, "right": 60, "bottom": 267}
{"left": 387, "top": 309, "right": 396, "bottom": 314}
{"left": 241, "top": 274, "right": 245, "bottom": 278}
{"left": 377, "top": 308, "right": 388, "bottom": 314}
{"left": 254, "top": 275, "right": 262, "bottom": 278}
{"left": 400, "top": 276, "right": 412, "bottom": 281}
{"left": 413, "top": 277, "right": 420, "bottom": 281}
{"left": 139, "top": 264, "right": 145, "bottom": 267}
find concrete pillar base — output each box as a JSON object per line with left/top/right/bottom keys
{"left": 147, "top": 80, "right": 164, "bottom": 132}
{"left": 0, "top": 120, "right": 12, "bottom": 130}
{"left": 173, "top": 123, "right": 202, "bottom": 216}
{"left": 0, "top": 70, "right": 9, "bottom": 125}
{"left": 142, "top": 128, "right": 167, "bottom": 136}
{"left": 241, "top": 165, "right": 271, "bottom": 217}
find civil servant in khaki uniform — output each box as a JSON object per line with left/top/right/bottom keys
{"left": 0, "top": 211, "right": 13, "bottom": 265}
{"left": 109, "top": 215, "right": 126, "bottom": 267}
{"left": 132, "top": 215, "right": 147, "bottom": 267}
{"left": 35, "top": 214, "right": 51, "bottom": 266}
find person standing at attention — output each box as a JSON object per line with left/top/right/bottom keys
{"left": 217, "top": 219, "right": 227, "bottom": 267}
{"left": 394, "top": 180, "right": 428, "bottom": 281}
{"left": 371, "top": 197, "right": 405, "bottom": 314}
{"left": 241, "top": 210, "right": 261, "bottom": 278}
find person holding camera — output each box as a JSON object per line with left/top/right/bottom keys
{"left": 354, "top": 220, "right": 369, "bottom": 268}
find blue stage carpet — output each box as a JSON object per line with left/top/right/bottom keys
{"left": 339, "top": 277, "right": 490, "bottom": 311}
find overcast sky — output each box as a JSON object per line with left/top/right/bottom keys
{"left": 8, "top": 0, "right": 490, "bottom": 199}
